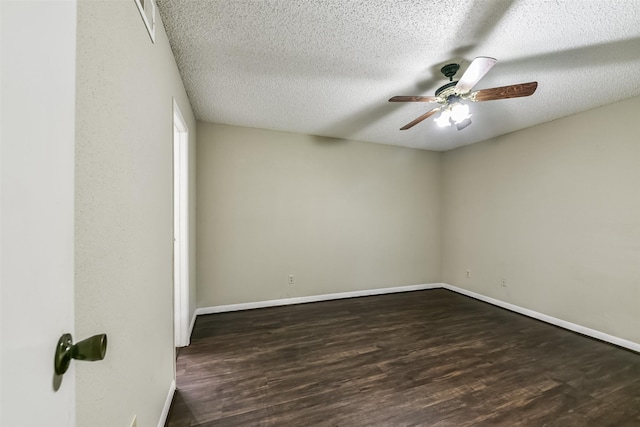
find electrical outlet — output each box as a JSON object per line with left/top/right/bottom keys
{"left": 465, "top": 270, "right": 471, "bottom": 279}
{"left": 130, "top": 415, "right": 137, "bottom": 427}
{"left": 288, "top": 274, "right": 294, "bottom": 285}
{"left": 501, "top": 277, "right": 506, "bottom": 287}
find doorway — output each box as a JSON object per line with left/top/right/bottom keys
{"left": 173, "top": 99, "right": 190, "bottom": 347}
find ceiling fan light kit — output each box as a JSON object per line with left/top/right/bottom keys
{"left": 389, "top": 57, "right": 538, "bottom": 131}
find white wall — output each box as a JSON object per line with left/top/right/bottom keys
{"left": 442, "top": 95, "right": 640, "bottom": 344}
{"left": 197, "top": 123, "right": 442, "bottom": 307}
{"left": 74, "top": 1, "right": 196, "bottom": 426}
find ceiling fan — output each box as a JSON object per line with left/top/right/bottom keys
{"left": 389, "top": 57, "right": 538, "bottom": 131}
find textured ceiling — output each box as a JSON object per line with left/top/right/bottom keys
{"left": 158, "top": 0, "right": 640, "bottom": 151}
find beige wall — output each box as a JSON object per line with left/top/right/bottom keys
{"left": 75, "top": 1, "right": 196, "bottom": 426}
{"left": 442, "top": 95, "right": 640, "bottom": 344}
{"left": 197, "top": 123, "right": 442, "bottom": 306}
{"left": 197, "top": 97, "right": 639, "bottom": 349}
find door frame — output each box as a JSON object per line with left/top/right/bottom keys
{"left": 173, "top": 98, "right": 190, "bottom": 347}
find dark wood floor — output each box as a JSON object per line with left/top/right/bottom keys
{"left": 166, "top": 289, "right": 640, "bottom": 426}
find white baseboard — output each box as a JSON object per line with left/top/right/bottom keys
{"left": 192, "top": 282, "right": 639, "bottom": 353}
{"left": 187, "top": 310, "right": 197, "bottom": 344}
{"left": 158, "top": 379, "right": 176, "bottom": 427}
{"left": 194, "top": 283, "right": 443, "bottom": 315}
{"left": 442, "top": 283, "right": 640, "bottom": 353}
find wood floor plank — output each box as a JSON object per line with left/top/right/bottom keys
{"left": 166, "top": 289, "right": 640, "bottom": 426}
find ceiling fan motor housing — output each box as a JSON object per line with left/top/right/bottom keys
{"left": 435, "top": 81, "right": 458, "bottom": 97}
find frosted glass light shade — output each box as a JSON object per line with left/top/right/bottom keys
{"left": 435, "top": 109, "right": 452, "bottom": 127}
{"left": 450, "top": 103, "right": 471, "bottom": 123}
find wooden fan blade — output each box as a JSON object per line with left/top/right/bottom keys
{"left": 389, "top": 95, "right": 439, "bottom": 103}
{"left": 455, "top": 56, "right": 497, "bottom": 94}
{"left": 400, "top": 108, "right": 440, "bottom": 130}
{"left": 472, "top": 82, "right": 538, "bottom": 101}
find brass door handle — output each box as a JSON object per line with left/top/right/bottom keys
{"left": 54, "top": 333, "right": 107, "bottom": 375}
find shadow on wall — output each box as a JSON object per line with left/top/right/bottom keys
{"left": 308, "top": 134, "right": 350, "bottom": 145}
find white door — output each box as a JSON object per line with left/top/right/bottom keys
{"left": 1, "top": 1, "right": 78, "bottom": 425}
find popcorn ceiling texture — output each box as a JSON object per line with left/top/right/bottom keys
{"left": 158, "top": 0, "right": 640, "bottom": 151}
